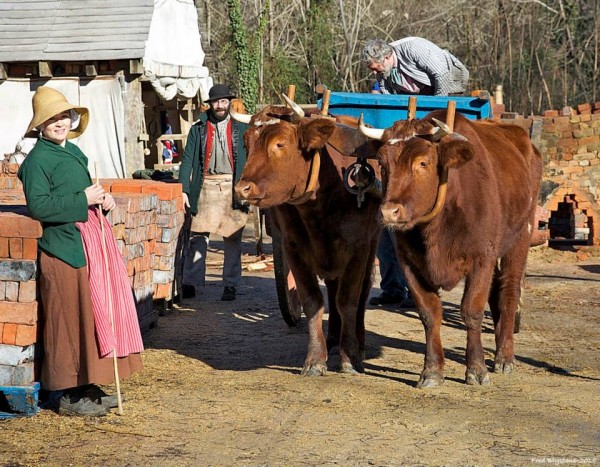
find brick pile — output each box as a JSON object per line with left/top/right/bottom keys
{"left": 0, "top": 207, "right": 41, "bottom": 386}
{"left": 101, "top": 179, "right": 185, "bottom": 306}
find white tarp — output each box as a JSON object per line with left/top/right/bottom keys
{"left": 79, "top": 77, "right": 126, "bottom": 179}
{"left": 143, "top": 0, "right": 212, "bottom": 100}
{"left": 0, "top": 77, "right": 126, "bottom": 178}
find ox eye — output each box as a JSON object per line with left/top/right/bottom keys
{"left": 419, "top": 161, "right": 428, "bottom": 168}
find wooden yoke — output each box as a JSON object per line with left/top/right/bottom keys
{"left": 414, "top": 99, "right": 455, "bottom": 226}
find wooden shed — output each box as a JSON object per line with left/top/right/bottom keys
{"left": 0, "top": 0, "right": 211, "bottom": 176}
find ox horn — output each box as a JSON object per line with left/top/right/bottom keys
{"left": 281, "top": 93, "right": 305, "bottom": 118}
{"left": 430, "top": 118, "right": 468, "bottom": 142}
{"left": 358, "top": 114, "right": 385, "bottom": 141}
{"left": 229, "top": 106, "right": 252, "bottom": 124}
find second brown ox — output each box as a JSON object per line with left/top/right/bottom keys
{"left": 232, "top": 104, "right": 381, "bottom": 376}
{"left": 360, "top": 110, "right": 543, "bottom": 388}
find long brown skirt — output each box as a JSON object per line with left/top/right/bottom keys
{"left": 39, "top": 251, "right": 143, "bottom": 391}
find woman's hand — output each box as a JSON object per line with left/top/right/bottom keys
{"left": 101, "top": 193, "right": 115, "bottom": 211}
{"left": 182, "top": 192, "right": 190, "bottom": 209}
{"left": 85, "top": 183, "right": 106, "bottom": 206}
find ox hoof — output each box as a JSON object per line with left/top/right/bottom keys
{"left": 340, "top": 361, "right": 363, "bottom": 375}
{"left": 416, "top": 375, "right": 444, "bottom": 389}
{"left": 465, "top": 370, "right": 491, "bottom": 386}
{"left": 301, "top": 362, "right": 327, "bottom": 376}
{"left": 493, "top": 360, "right": 515, "bottom": 374}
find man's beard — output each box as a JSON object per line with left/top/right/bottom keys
{"left": 382, "top": 65, "right": 392, "bottom": 79}
{"left": 209, "top": 108, "right": 229, "bottom": 123}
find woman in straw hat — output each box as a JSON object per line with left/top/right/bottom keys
{"left": 18, "top": 86, "right": 144, "bottom": 417}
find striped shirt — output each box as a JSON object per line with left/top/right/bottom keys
{"left": 378, "top": 37, "right": 469, "bottom": 96}
{"left": 77, "top": 208, "right": 144, "bottom": 358}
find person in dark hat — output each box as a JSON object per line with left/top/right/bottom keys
{"left": 179, "top": 84, "right": 249, "bottom": 301}
{"left": 18, "top": 86, "right": 144, "bottom": 416}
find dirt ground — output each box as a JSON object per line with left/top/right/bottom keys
{"left": 1, "top": 235, "right": 599, "bottom": 467}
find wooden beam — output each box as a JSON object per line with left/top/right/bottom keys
{"left": 86, "top": 63, "right": 98, "bottom": 77}
{"left": 129, "top": 59, "right": 144, "bottom": 75}
{"left": 38, "top": 61, "right": 52, "bottom": 77}
{"left": 0, "top": 63, "right": 7, "bottom": 80}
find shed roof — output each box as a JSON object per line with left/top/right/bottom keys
{"left": 0, "top": 0, "right": 154, "bottom": 62}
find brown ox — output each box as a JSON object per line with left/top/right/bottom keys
{"left": 233, "top": 105, "right": 381, "bottom": 375}
{"left": 361, "top": 110, "right": 542, "bottom": 387}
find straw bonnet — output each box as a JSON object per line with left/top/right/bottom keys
{"left": 26, "top": 86, "right": 89, "bottom": 138}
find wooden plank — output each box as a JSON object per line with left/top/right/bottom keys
{"left": 129, "top": 59, "right": 144, "bottom": 75}
{"left": 85, "top": 63, "right": 98, "bottom": 76}
{"left": 38, "top": 61, "right": 52, "bottom": 77}
{"left": 0, "top": 62, "right": 6, "bottom": 80}
{"left": 48, "top": 34, "right": 149, "bottom": 44}
{"left": 0, "top": 26, "right": 149, "bottom": 37}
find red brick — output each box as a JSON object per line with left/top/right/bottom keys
{"left": 5, "top": 281, "right": 18, "bottom": 301}
{"left": 0, "top": 323, "right": 3, "bottom": 340}
{"left": 154, "top": 241, "right": 176, "bottom": 257}
{"left": 577, "top": 103, "right": 592, "bottom": 113}
{"left": 0, "top": 213, "right": 42, "bottom": 238}
{"left": 0, "top": 301, "right": 38, "bottom": 325}
{"left": 141, "top": 182, "right": 182, "bottom": 201}
{"left": 2, "top": 323, "right": 17, "bottom": 344}
{"left": 110, "top": 180, "right": 144, "bottom": 193}
{"left": 0, "top": 282, "right": 5, "bottom": 301}
{"left": 22, "top": 238, "right": 38, "bottom": 260}
{"left": 0, "top": 237, "right": 8, "bottom": 258}
{"left": 18, "top": 281, "right": 37, "bottom": 303}
{"left": 544, "top": 110, "right": 559, "bottom": 117}
{"left": 15, "top": 324, "right": 37, "bottom": 346}
{"left": 9, "top": 237, "right": 23, "bottom": 259}
{"left": 154, "top": 282, "right": 171, "bottom": 299}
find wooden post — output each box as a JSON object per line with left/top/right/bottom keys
{"left": 286, "top": 84, "right": 296, "bottom": 101}
{"left": 320, "top": 89, "right": 331, "bottom": 116}
{"left": 446, "top": 100, "right": 456, "bottom": 132}
{"left": 407, "top": 96, "right": 417, "bottom": 121}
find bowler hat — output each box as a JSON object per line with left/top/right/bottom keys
{"left": 26, "top": 86, "right": 89, "bottom": 138}
{"left": 204, "top": 84, "right": 236, "bottom": 103}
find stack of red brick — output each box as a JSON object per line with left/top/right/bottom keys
{"left": 100, "top": 179, "right": 185, "bottom": 305}
{"left": 0, "top": 206, "right": 41, "bottom": 386}
{"left": 538, "top": 107, "right": 600, "bottom": 193}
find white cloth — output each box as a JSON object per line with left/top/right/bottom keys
{"left": 143, "top": 0, "right": 212, "bottom": 100}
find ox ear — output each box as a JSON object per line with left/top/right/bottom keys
{"left": 298, "top": 118, "right": 336, "bottom": 151}
{"left": 438, "top": 139, "right": 474, "bottom": 169}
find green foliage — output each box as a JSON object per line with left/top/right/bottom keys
{"left": 227, "top": 0, "right": 270, "bottom": 112}
{"left": 306, "top": 0, "right": 343, "bottom": 93}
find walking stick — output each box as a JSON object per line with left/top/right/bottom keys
{"left": 94, "top": 164, "right": 124, "bottom": 415}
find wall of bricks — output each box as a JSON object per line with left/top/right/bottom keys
{"left": 493, "top": 104, "right": 600, "bottom": 245}
{"left": 0, "top": 201, "right": 41, "bottom": 386}
{"left": 535, "top": 104, "right": 600, "bottom": 245}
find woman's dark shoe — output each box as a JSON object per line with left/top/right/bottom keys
{"left": 58, "top": 394, "right": 107, "bottom": 417}
{"left": 83, "top": 385, "right": 124, "bottom": 409}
